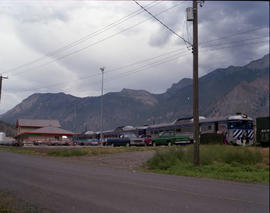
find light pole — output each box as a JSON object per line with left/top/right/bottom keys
{"left": 100, "top": 67, "right": 105, "bottom": 143}
{"left": 0, "top": 75, "right": 8, "bottom": 103}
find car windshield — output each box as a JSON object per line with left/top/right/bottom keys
{"left": 228, "top": 120, "right": 253, "bottom": 129}
{"left": 159, "top": 132, "right": 169, "bottom": 136}
{"left": 124, "top": 133, "right": 136, "bottom": 138}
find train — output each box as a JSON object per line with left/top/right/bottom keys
{"left": 80, "top": 113, "right": 255, "bottom": 146}
{"left": 256, "top": 116, "right": 269, "bottom": 147}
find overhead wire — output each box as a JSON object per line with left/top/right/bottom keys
{"left": 2, "top": 1, "right": 160, "bottom": 74}
{"left": 6, "top": 2, "right": 184, "bottom": 77}
{"left": 200, "top": 35, "right": 269, "bottom": 50}
{"left": 199, "top": 27, "right": 268, "bottom": 46}
{"left": 3, "top": 1, "right": 268, "bottom": 95}
{"left": 26, "top": 30, "right": 268, "bottom": 93}
{"left": 10, "top": 35, "right": 268, "bottom": 95}
{"left": 5, "top": 2, "right": 265, "bottom": 79}
{"left": 103, "top": 38, "right": 269, "bottom": 92}
{"left": 67, "top": 36, "right": 270, "bottom": 93}
{"left": 13, "top": 47, "right": 190, "bottom": 93}
{"left": 132, "top": 0, "right": 192, "bottom": 48}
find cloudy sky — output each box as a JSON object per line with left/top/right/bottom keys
{"left": 0, "top": 0, "right": 269, "bottom": 114}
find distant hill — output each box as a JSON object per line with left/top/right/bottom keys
{"left": 1, "top": 54, "right": 269, "bottom": 132}
{"left": 0, "top": 120, "right": 16, "bottom": 137}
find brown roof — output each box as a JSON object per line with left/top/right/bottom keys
{"left": 17, "top": 119, "right": 61, "bottom": 128}
{"left": 21, "top": 126, "right": 74, "bottom": 135}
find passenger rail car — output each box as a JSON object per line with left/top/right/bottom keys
{"left": 199, "top": 114, "right": 254, "bottom": 145}
{"left": 138, "top": 113, "right": 254, "bottom": 146}
{"left": 77, "top": 113, "right": 254, "bottom": 146}
{"left": 256, "top": 116, "right": 269, "bottom": 147}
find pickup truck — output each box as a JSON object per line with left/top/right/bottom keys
{"left": 105, "top": 133, "right": 145, "bottom": 147}
{"left": 152, "top": 131, "right": 191, "bottom": 146}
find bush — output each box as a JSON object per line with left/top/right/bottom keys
{"left": 147, "top": 145, "right": 264, "bottom": 169}
{"left": 146, "top": 145, "right": 268, "bottom": 183}
{"left": 147, "top": 148, "right": 185, "bottom": 170}
{"left": 222, "top": 148, "right": 263, "bottom": 165}
{"left": 200, "top": 133, "right": 224, "bottom": 144}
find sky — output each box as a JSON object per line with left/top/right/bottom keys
{"left": 0, "top": 0, "right": 269, "bottom": 114}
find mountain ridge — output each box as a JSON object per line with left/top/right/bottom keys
{"left": 1, "top": 54, "right": 269, "bottom": 132}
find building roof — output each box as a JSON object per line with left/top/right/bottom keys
{"left": 21, "top": 126, "right": 74, "bottom": 135}
{"left": 17, "top": 119, "right": 61, "bottom": 128}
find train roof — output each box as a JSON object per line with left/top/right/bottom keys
{"left": 198, "top": 115, "right": 252, "bottom": 124}
{"left": 147, "top": 122, "right": 173, "bottom": 129}
{"left": 227, "top": 114, "right": 253, "bottom": 120}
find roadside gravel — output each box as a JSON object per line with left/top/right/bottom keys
{"left": 0, "top": 145, "right": 157, "bottom": 170}
{"left": 62, "top": 150, "right": 156, "bottom": 170}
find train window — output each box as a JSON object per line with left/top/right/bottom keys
{"left": 228, "top": 122, "right": 234, "bottom": 129}
{"left": 228, "top": 121, "right": 254, "bottom": 129}
{"left": 208, "top": 126, "right": 212, "bottom": 130}
{"left": 235, "top": 122, "right": 241, "bottom": 128}
{"left": 176, "top": 128, "right": 181, "bottom": 132}
{"left": 247, "top": 121, "right": 253, "bottom": 128}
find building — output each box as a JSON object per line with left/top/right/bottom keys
{"left": 16, "top": 119, "right": 75, "bottom": 144}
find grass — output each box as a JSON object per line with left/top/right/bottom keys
{"left": 46, "top": 146, "right": 168, "bottom": 157}
{"left": 0, "top": 145, "right": 170, "bottom": 157}
{"left": 145, "top": 145, "right": 269, "bottom": 184}
{"left": 0, "top": 147, "right": 38, "bottom": 156}
{"left": 47, "top": 149, "right": 89, "bottom": 157}
{"left": 0, "top": 191, "right": 43, "bottom": 213}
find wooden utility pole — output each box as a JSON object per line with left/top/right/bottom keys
{"left": 192, "top": 0, "right": 200, "bottom": 166}
{"left": 0, "top": 75, "right": 8, "bottom": 103}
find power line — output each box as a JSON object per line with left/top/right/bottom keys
{"left": 8, "top": 3, "right": 183, "bottom": 77}
{"left": 133, "top": 0, "right": 192, "bottom": 47}
{"left": 6, "top": 34, "right": 268, "bottom": 95}
{"left": 51, "top": 39, "right": 270, "bottom": 94}
{"left": 2, "top": 1, "right": 160, "bottom": 75}
{"left": 199, "top": 27, "right": 268, "bottom": 46}
{"left": 200, "top": 35, "right": 269, "bottom": 50}
{"left": 201, "top": 39, "right": 269, "bottom": 52}
{"left": 12, "top": 47, "right": 190, "bottom": 93}
{"left": 8, "top": 36, "right": 267, "bottom": 95}
{"left": 4, "top": 3, "right": 266, "bottom": 78}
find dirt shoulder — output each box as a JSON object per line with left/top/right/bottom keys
{"left": 0, "top": 145, "right": 157, "bottom": 170}
{"left": 63, "top": 150, "right": 156, "bottom": 170}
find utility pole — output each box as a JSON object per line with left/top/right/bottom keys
{"left": 100, "top": 67, "right": 105, "bottom": 143}
{"left": 187, "top": 0, "right": 202, "bottom": 165}
{"left": 0, "top": 75, "right": 8, "bottom": 103}
{"left": 192, "top": 0, "right": 200, "bottom": 166}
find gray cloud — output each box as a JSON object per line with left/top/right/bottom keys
{"left": 0, "top": 1, "right": 269, "bottom": 114}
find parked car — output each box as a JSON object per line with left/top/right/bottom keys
{"left": 152, "top": 131, "right": 191, "bottom": 146}
{"left": 139, "top": 134, "right": 152, "bottom": 146}
{"left": 105, "top": 133, "right": 145, "bottom": 147}
{"left": 34, "top": 140, "right": 43, "bottom": 146}
{"left": 12, "top": 141, "right": 21, "bottom": 146}
{"left": 76, "top": 139, "right": 99, "bottom": 146}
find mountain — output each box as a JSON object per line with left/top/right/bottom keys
{"left": 207, "top": 73, "right": 269, "bottom": 118}
{"left": 1, "top": 54, "right": 269, "bottom": 132}
{"left": 0, "top": 120, "right": 16, "bottom": 137}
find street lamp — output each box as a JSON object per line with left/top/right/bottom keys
{"left": 100, "top": 67, "right": 105, "bottom": 143}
